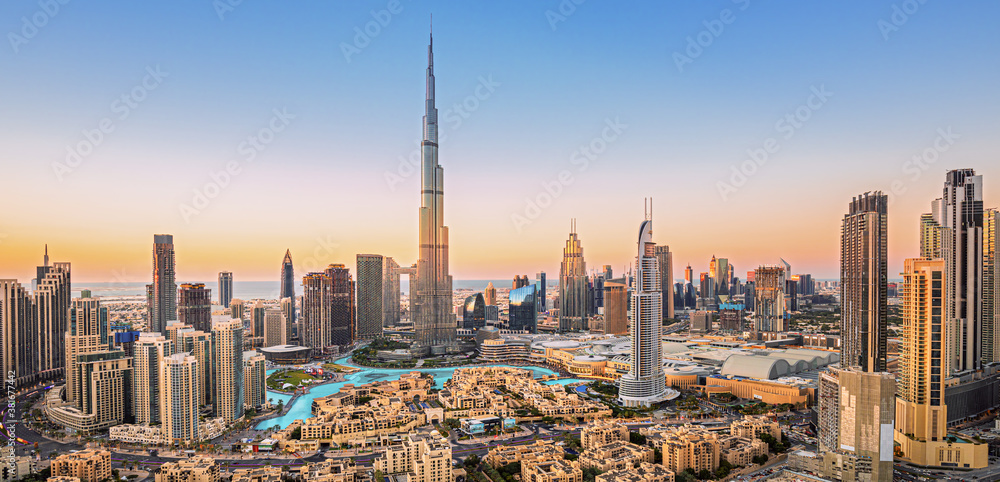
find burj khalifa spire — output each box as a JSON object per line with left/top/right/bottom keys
{"left": 413, "top": 23, "right": 457, "bottom": 354}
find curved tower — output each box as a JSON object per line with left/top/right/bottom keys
{"left": 619, "top": 203, "right": 668, "bottom": 407}
{"left": 413, "top": 26, "right": 457, "bottom": 354}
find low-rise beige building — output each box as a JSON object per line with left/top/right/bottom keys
{"left": 642, "top": 425, "right": 720, "bottom": 474}
{"left": 580, "top": 420, "right": 628, "bottom": 450}
{"left": 521, "top": 458, "right": 582, "bottom": 482}
{"left": 154, "top": 456, "right": 219, "bottom": 482}
{"left": 718, "top": 434, "right": 768, "bottom": 466}
{"left": 596, "top": 462, "right": 675, "bottom": 482}
{"left": 230, "top": 466, "right": 281, "bottom": 482}
{"left": 578, "top": 440, "right": 654, "bottom": 472}
{"left": 294, "top": 460, "right": 359, "bottom": 482}
{"left": 49, "top": 450, "right": 111, "bottom": 482}
{"left": 373, "top": 433, "right": 452, "bottom": 482}
{"left": 729, "top": 415, "right": 781, "bottom": 440}
{"left": 486, "top": 440, "right": 563, "bottom": 468}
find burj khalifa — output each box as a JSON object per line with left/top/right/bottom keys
{"left": 412, "top": 27, "right": 458, "bottom": 355}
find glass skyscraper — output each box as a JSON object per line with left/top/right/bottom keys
{"left": 509, "top": 284, "right": 538, "bottom": 334}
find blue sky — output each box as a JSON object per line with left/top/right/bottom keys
{"left": 1, "top": 1, "right": 998, "bottom": 282}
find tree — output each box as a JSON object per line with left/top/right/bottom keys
{"left": 697, "top": 469, "right": 712, "bottom": 480}
{"left": 464, "top": 454, "right": 480, "bottom": 468}
{"left": 629, "top": 432, "right": 647, "bottom": 445}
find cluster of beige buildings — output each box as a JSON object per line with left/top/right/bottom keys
{"left": 637, "top": 415, "right": 778, "bottom": 474}
{"left": 109, "top": 417, "right": 227, "bottom": 445}
{"left": 273, "top": 372, "right": 443, "bottom": 450}
{"left": 446, "top": 367, "right": 610, "bottom": 421}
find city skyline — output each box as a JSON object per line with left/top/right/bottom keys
{"left": 2, "top": 2, "right": 999, "bottom": 283}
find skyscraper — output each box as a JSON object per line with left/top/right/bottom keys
{"left": 243, "top": 350, "right": 266, "bottom": 410}
{"left": 559, "top": 220, "right": 588, "bottom": 332}
{"left": 535, "top": 272, "right": 547, "bottom": 313}
{"left": 684, "top": 264, "right": 693, "bottom": 284}
{"left": 302, "top": 271, "right": 333, "bottom": 351}
{"left": 218, "top": 271, "right": 233, "bottom": 308}
{"left": 818, "top": 368, "right": 896, "bottom": 482}
{"left": 484, "top": 282, "right": 497, "bottom": 306}
{"left": 251, "top": 301, "right": 266, "bottom": 339}
{"left": 411, "top": 28, "right": 458, "bottom": 355}
{"left": 840, "top": 192, "right": 888, "bottom": 372}
{"left": 922, "top": 169, "right": 984, "bottom": 373}
{"left": 753, "top": 266, "right": 786, "bottom": 332}
{"left": 280, "top": 249, "right": 295, "bottom": 323}
{"left": 356, "top": 254, "right": 386, "bottom": 340}
{"left": 508, "top": 284, "right": 538, "bottom": 333}
{"left": 132, "top": 332, "right": 174, "bottom": 424}
{"left": 713, "top": 257, "right": 730, "bottom": 302}
{"left": 619, "top": 204, "right": 668, "bottom": 408}
{"left": 229, "top": 298, "right": 245, "bottom": 320}
{"left": 280, "top": 297, "right": 295, "bottom": 340}
{"left": 654, "top": 245, "right": 674, "bottom": 322}
{"left": 462, "top": 293, "right": 486, "bottom": 330}
{"left": 328, "top": 264, "right": 356, "bottom": 347}
{"left": 264, "top": 308, "right": 289, "bottom": 347}
{"left": 895, "top": 258, "right": 988, "bottom": 468}
{"left": 603, "top": 281, "right": 628, "bottom": 335}
{"left": 212, "top": 317, "right": 244, "bottom": 424}
{"left": 178, "top": 328, "right": 213, "bottom": 408}
{"left": 35, "top": 253, "right": 71, "bottom": 381}
{"left": 161, "top": 353, "right": 200, "bottom": 446}
{"left": 65, "top": 297, "right": 112, "bottom": 405}
{"left": 150, "top": 234, "right": 177, "bottom": 334}
{"left": 1, "top": 280, "right": 34, "bottom": 388}
{"left": 985, "top": 208, "right": 999, "bottom": 363}
{"left": 383, "top": 256, "right": 401, "bottom": 328}
{"left": 178, "top": 283, "right": 212, "bottom": 333}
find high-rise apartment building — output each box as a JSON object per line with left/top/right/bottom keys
{"left": 356, "top": 254, "right": 386, "bottom": 340}
{"left": 178, "top": 283, "right": 212, "bottom": 333}
{"left": 817, "top": 368, "right": 895, "bottom": 482}
{"left": 243, "top": 350, "right": 266, "bottom": 411}
{"left": 411, "top": 30, "right": 458, "bottom": 355}
{"left": 149, "top": 234, "right": 177, "bottom": 335}
{"left": 161, "top": 352, "right": 200, "bottom": 446}
{"left": 280, "top": 297, "right": 295, "bottom": 337}
{"left": 263, "top": 308, "right": 289, "bottom": 347}
{"left": 603, "top": 282, "right": 628, "bottom": 335}
{"left": 35, "top": 256, "right": 71, "bottom": 382}
{"left": 753, "top": 266, "right": 786, "bottom": 332}
{"left": 1, "top": 279, "right": 34, "bottom": 388}
{"left": 713, "top": 256, "right": 730, "bottom": 303}
{"left": 619, "top": 207, "right": 668, "bottom": 407}
{"left": 65, "top": 298, "right": 112, "bottom": 405}
{"left": 840, "top": 191, "right": 888, "bottom": 372}
{"left": 985, "top": 208, "right": 999, "bottom": 362}
{"left": 302, "top": 271, "right": 332, "bottom": 351}
{"left": 177, "top": 328, "right": 213, "bottom": 408}
{"left": 328, "top": 264, "right": 355, "bottom": 347}
{"left": 508, "top": 284, "right": 538, "bottom": 333}
{"left": 212, "top": 317, "right": 245, "bottom": 424}
{"left": 55, "top": 349, "right": 133, "bottom": 432}
{"left": 383, "top": 256, "right": 401, "bottom": 328}
{"left": 684, "top": 264, "right": 693, "bottom": 284}
{"left": 654, "top": 245, "right": 674, "bottom": 321}
{"left": 559, "top": 220, "right": 589, "bottom": 332}
{"left": 250, "top": 301, "right": 266, "bottom": 339}
{"left": 895, "top": 258, "right": 987, "bottom": 468}
{"left": 132, "top": 333, "right": 174, "bottom": 424}
{"left": 229, "top": 298, "right": 245, "bottom": 320}
{"left": 921, "top": 169, "right": 984, "bottom": 373}
{"left": 218, "top": 271, "right": 233, "bottom": 308}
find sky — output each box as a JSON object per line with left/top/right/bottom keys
{"left": 1, "top": 1, "right": 999, "bottom": 284}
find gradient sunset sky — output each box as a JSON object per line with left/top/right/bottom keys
{"left": 1, "top": 1, "right": 999, "bottom": 284}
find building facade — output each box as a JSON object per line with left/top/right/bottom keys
{"left": 356, "top": 254, "right": 385, "bottom": 340}
{"left": 161, "top": 353, "right": 200, "bottom": 446}
{"left": 178, "top": 283, "right": 212, "bottom": 333}
{"left": 133, "top": 333, "right": 174, "bottom": 424}
{"left": 752, "top": 266, "right": 786, "bottom": 332}
{"left": 218, "top": 271, "right": 233, "bottom": 308}
{"left": 212, "top": 318, "right": 245, "bottom": 424}
{"left": 559, "top": 220, "right": 589, "bottom": 332}
{"left": 149, "top": 234, "right": 177, "bottom": 335}
{"left": 509, "top": 284, "right": 538, "bottom": 333}
{"left": 840, "top": 191, "right": 888, "bottom": 372}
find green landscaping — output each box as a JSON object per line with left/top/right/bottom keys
{"left": 266, "top": 370, "right": 317, "bottom": 391}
